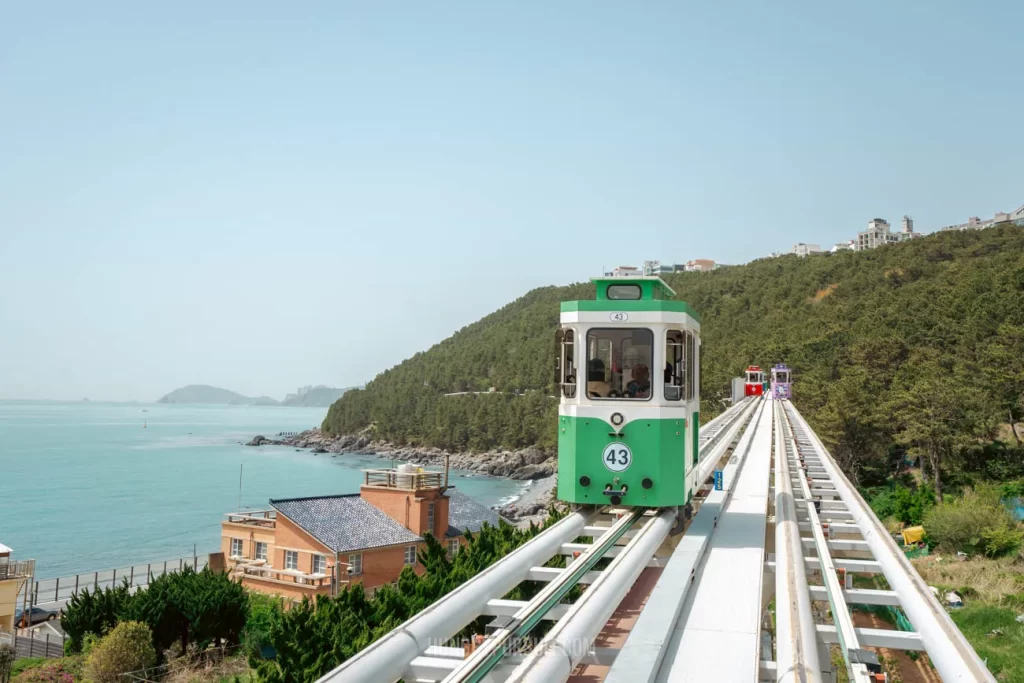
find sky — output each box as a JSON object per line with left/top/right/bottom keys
{"left": 1, "top": 1, "right": 1022, "bottom": 402}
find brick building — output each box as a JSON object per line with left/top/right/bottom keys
{"left": 220, "top": 468, "right": 503, "bottom": 601}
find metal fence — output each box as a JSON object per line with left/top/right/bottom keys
{"left": 0, "top": 628, "right": 66, "bottom": 659}
{"left": 33, "top": 555, "right": 208, "bottom": 606}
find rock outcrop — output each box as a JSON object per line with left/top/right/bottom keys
{"left": 245, "top": 428, "right": 557, "bottom": 483}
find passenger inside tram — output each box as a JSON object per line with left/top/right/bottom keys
{"left": 586, "top": 328, "right": 653, "bottom": 399}
{"left": 587, "top": 358, "right": 611, "bottom": 398}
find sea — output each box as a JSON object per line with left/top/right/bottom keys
{"left": 0, "top": 400, "right": 523, "bottom": 579}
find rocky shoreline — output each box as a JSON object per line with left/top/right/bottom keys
{"left": 246, "top": 428, "right": 558, "bottom": 523}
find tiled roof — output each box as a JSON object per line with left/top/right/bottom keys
{"left": 270, "top": 495, "right": 422, "bottom": 554}
{"left": 445, "top": 489, "right": 504, "bottom": 538}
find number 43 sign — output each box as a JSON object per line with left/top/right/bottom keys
{"left": 602, "top": 443, "right": 632, "bottom": 472}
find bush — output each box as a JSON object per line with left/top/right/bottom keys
{"left": 0, "top": 644, "right": 15, "bottom": 683}
{"left": 980, "top": 525, "right": 1024, "bottom": 558}
{"left": 242, "top": 594, "right": 282, "bottom": 663}
{"left": 869, "top": 485, "right": 935, "bottom": 526}
{"left": 923, "top": 486, "right": 1021, "bottom": 555}
{"left": 83, "top": 622, "right": 156, "bottom": 683}
{"left": 60, "top": 581, "right": 131, "bottom": 653}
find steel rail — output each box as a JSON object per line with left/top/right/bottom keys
{"left": 779, "top": 404, "right": 871, "bottom": 682}
{"left": 783, "top": 402, "right": 996, "bottom": 683}
{"left": 505, "top": 508, "right": 677, "bottom": 683}
{"left": 773, "top": 401, "right": 821, "bottom": 683}
{"left": 322, "top": 509, "right": 596, "bottom": 683}
{"left": 441, "top": 508, "right": 647, "bottom": 683}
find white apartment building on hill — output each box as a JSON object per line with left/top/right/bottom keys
{"left": 939, "top": 204, "right": 1024, "bottom": 232}
{"left": 792, "top": 243, "right": 825, "bottom": 257}
{"left": 855, "top": 216, "right": 920, "bottom": 251}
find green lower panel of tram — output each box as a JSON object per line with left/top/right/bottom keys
{"left": 556, "top": 414, "right": 697, "bottom": 507}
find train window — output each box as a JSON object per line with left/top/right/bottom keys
{"left": 606, "top": 284, "right": 641, "bottom": 300}
{"left": 686, "top": 332, "right": 697, "bottom": 400}
{"left": 586, "top": 328, "right": 653, "bottom": 400}
{"left": 555, "top": 329, "right": 577, "bottom": 398}
{"left": 665, "top": 330, "right": 685, "bottom": 401}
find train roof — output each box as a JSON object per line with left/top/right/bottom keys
{"left": 560, "top": 276, "right": 700, "bottom": 323}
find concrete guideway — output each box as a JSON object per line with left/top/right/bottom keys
{"left": 606, "top": 397, "right": 774, "bottom": 683}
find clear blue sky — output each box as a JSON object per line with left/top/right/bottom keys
{"left": 2, "top": 1, "right": 1021, "bottom": 401}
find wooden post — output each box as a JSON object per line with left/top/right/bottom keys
{"left": 93, "top": 572, "right": 98, "bottom": 591}
{"left": 54, "top": 578, "right": 59, "bottom": 603}
{"left": 129, "top": 566, "right": 134, "bottom": 586}
{"left": 112, "top": 568, "right": 117, "bottom": 586}
{"left": 74, "top": 575, "right": 79, "bottom": 595}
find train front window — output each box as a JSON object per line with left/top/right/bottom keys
{"left": 606, "top": 284, "right": 641, "bottom": 300}
{"left": 586, "top": 328, "right": 653, "bottom": 400}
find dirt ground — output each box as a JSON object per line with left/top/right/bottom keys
{"left": 852, "top": 611, "right": 941, "bottom": 683}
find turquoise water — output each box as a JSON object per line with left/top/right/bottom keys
{"left": 0, "top": 401, "right": 521, "bottom": 578}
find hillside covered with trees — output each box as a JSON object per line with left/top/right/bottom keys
{"left": 324, "top": 226, "right": 1024, "bottom": 493}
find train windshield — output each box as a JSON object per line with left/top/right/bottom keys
{"left": 586, "top": 328, "right": 653, "bottom": 400}
{"left": 776, "top": 371, "right": 789, "bottom": 383}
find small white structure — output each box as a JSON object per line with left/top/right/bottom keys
{"left": 791, "top": 243, "right": 825, "bottom": 257}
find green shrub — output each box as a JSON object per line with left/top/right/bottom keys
{"left": 869, "top": 485, "right": 935, "bottom": 526}
{"left": 980, "top": 524, "right": 1024, "bottom": 557}
{"left": 242, "top": 593, "right": 282, "bottom": 663}
{"left": 60, "top": 581, "right": 131, "bottom": 653}
{"left": 923, "top": 486, "right": 1021, "bottom": 555}
{"left": 83, "top": 622, "right": 156, "bottom": 683}
{"left": 0, "top": 644, "right": 15, "bottom": 683}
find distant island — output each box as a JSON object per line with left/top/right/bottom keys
{"left": 157, "top": 384, "right": 357, "bottom": 407}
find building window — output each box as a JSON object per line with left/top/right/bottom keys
{"left": 312, "top": 555, "right": 326, "bottom": 575}
{"left": 285, "top": 550, "right": 298, "bottom": 571}
{"left": 586, "top": 328, "right": 654, "bottom": 400}
{"left": 427, "top": 503, "right": 436, "bottom": 534}
{"left": 254, "top": 542, "right": 267, "bottom": 562}
{"left": 348, "top": 553, "right": 362, "bottom": 575}
{"left": 404, "top": 546, "right": 417, "bottom": 566}
{"left": 555, "top": 328, "right": 577, "bottom": 399}
{"left": 448, "top": 539, "right": 460, "bottom": 558}
{"left": 230, "top": 538, "right": 243, "bottom": 558}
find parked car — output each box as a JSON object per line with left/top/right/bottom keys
{"left": 14, "top": 605, "right": 59, "bottom": 627}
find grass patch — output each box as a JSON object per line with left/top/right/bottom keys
{"left": 10, "top": 658, "right": 47, "bottom": 678}
{"left": 912, "top": 554, "right": 1024, "bottom": 604}
{"left": 949, "top": 604, "right": 1024, "bottom": 681}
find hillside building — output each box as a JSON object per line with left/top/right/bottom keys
{"left": 939, "top": 203, "right": 1024, "bottom": 231}
{"left": 791, "top": 243, "right": 825, "bottom": 257}
{"left": 0, "top": 543, "right": 34, "bottom": 632}
{"left": 855, "top": 216, "right": 920, "bottom": 251}
{"left": 684, "top": 259, "right": 717, "bottom": 272}
{"left": 221, "top": 468, "right": 501, "bottom": 601}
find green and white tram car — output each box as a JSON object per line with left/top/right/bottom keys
{"left": 555, "top": 276, "right": 700, "bottom": 509}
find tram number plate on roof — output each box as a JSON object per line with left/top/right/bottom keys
{"left": 609, "top": 312, "right": 628, "bottom": 322}
{"left": 603, "top": 443, "right": 632, "bottom": 472}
